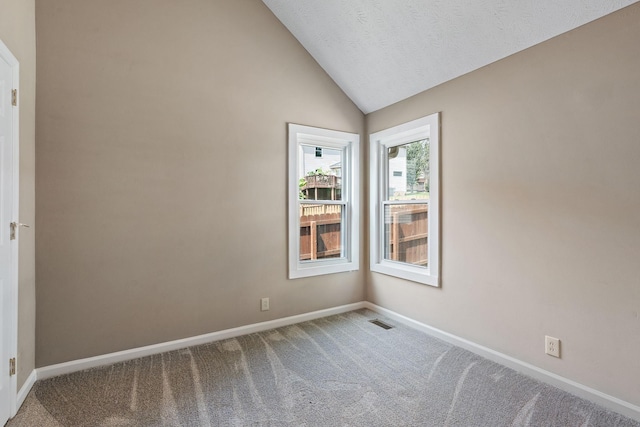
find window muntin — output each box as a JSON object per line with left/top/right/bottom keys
{"left": 370, "top": 113, "right": 440, "bottom": 286}
{"left": 289, "top": 124, "right": 359, "bottom": 279}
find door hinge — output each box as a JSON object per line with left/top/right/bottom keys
{"left": 10, "top": 222, "right": 30, "bottom": 240}
{"left": 11, "top": 89, "right": 17, "bottom": 106}
{"left": 9, "top": 358, "right": 16, "bottom": 376}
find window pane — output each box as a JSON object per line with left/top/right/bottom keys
{"left": 299, "top": 145, "right": 343, "bottom": 201}
{"left": 387, "top": 139, "right": 429, "bottom": 201}
{"left": 384, "top": 204, "right": 428, "bottom": 267}
{"left": 299, "top": 204, "right": 344, "bottom": 261}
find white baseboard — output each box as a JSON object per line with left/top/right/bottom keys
{"left": 363, "top": 302, "right": 640, "bottom": 422}
{"left": 36, "top": 302, "right": 366, "bottom": 381}
{"left": 15, "top": 369, "right": 37, "bottom": 414}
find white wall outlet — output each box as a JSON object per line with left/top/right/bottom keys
{"left": 545, "top": 335, "right": 560, "bottom": 358}
{"left": 260, "top": 297, "right": 269, "bottom": 311}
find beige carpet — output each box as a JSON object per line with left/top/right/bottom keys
{"left": 6, "top": 310, "right": 640, "bottom": 426}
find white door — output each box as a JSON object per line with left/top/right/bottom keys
{"left": 0, "top": 50, "right": 15, "bottom": 426}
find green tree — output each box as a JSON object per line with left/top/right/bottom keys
{"left": 299, "top": 178, "right": 307, "bottom": 199}
{"left": 405, "top": 139, "right": 430, "bottom": 191}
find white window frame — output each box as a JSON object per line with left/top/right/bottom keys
{"left": 288, "top": 124, "right": 359, "bottom": 279}
{"left": 369, "top": 113, "right": 440, "bottom": 286}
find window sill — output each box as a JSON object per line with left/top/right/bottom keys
{"left": 290, "top": 259, "right": 359, "bottom": 279}
{"left": 370, "top": 262, "right": 439, "bottom": 287}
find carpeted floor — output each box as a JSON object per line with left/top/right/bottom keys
{"left": 7, "top": 309, "right": 640, "bottom": 426}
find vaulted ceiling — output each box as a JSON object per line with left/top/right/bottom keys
{"left": 263, "top": 0, "right": 638, "bottom": 113}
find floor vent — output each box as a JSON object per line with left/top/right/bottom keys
{"left": 369, "top": 319, "right": 393, "bottom": 330}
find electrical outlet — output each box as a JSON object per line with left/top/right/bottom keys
{"left": 545, "top": 336, "right": 560, "bottom": 358}
{"left": 261, "top": 298, "right": 269, "bottom": 311}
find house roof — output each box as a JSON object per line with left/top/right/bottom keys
{"left": 262, "top": 0, "right": 638, "bottom": 113}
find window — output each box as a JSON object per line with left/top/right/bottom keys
{"left": 369, "top": 113, "right": 440, "bottom": 286}
{"left": 288, "top": 124, "right": 359, "bottom": 278}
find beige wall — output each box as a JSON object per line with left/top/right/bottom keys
{"left": 35, "top": 0, "right": 365, "bottom": 367}
{"left": 0, "top": 0, "right": 36, "bottom": 389}
{"left": 366, "top": 4, "right": 640, "bottom": 406}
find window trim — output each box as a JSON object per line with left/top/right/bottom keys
{"left": 288, "top": 123, "right": 359, "bottom": 279}
{"left": 369, "top": 113, "right": 440, "bottom": 287}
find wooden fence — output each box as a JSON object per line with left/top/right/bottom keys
{"left": 299, "top": 209, "right": 342, "bottom": 260}
{"left": 298, "top": 204, "right": 428, "bottom": 265}
{"left": 386, "top": 204, "right": 428, "bottom": 267}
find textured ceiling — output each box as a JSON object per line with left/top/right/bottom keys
{"left": 263, "top": 0, "right": 638, "bottom": 113}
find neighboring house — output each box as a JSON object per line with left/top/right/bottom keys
{"left": 300, "top": 145, "right": 342, "bottom": 200}
{"left": 388, "top": 146, "right": 407, "bottom": 196}
{"left": 329, "top": 161, "right": 341, "bottom": 177}
{"left": 300, "top": 145, "right": 341, "bottom": 177}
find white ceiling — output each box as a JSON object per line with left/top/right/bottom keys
{"left": 263, "top": 0, "right": 638, "bottom": 113}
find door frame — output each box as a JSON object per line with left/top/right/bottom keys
{"left": 0, "top": 37, "right": 20, "bottom": 419}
